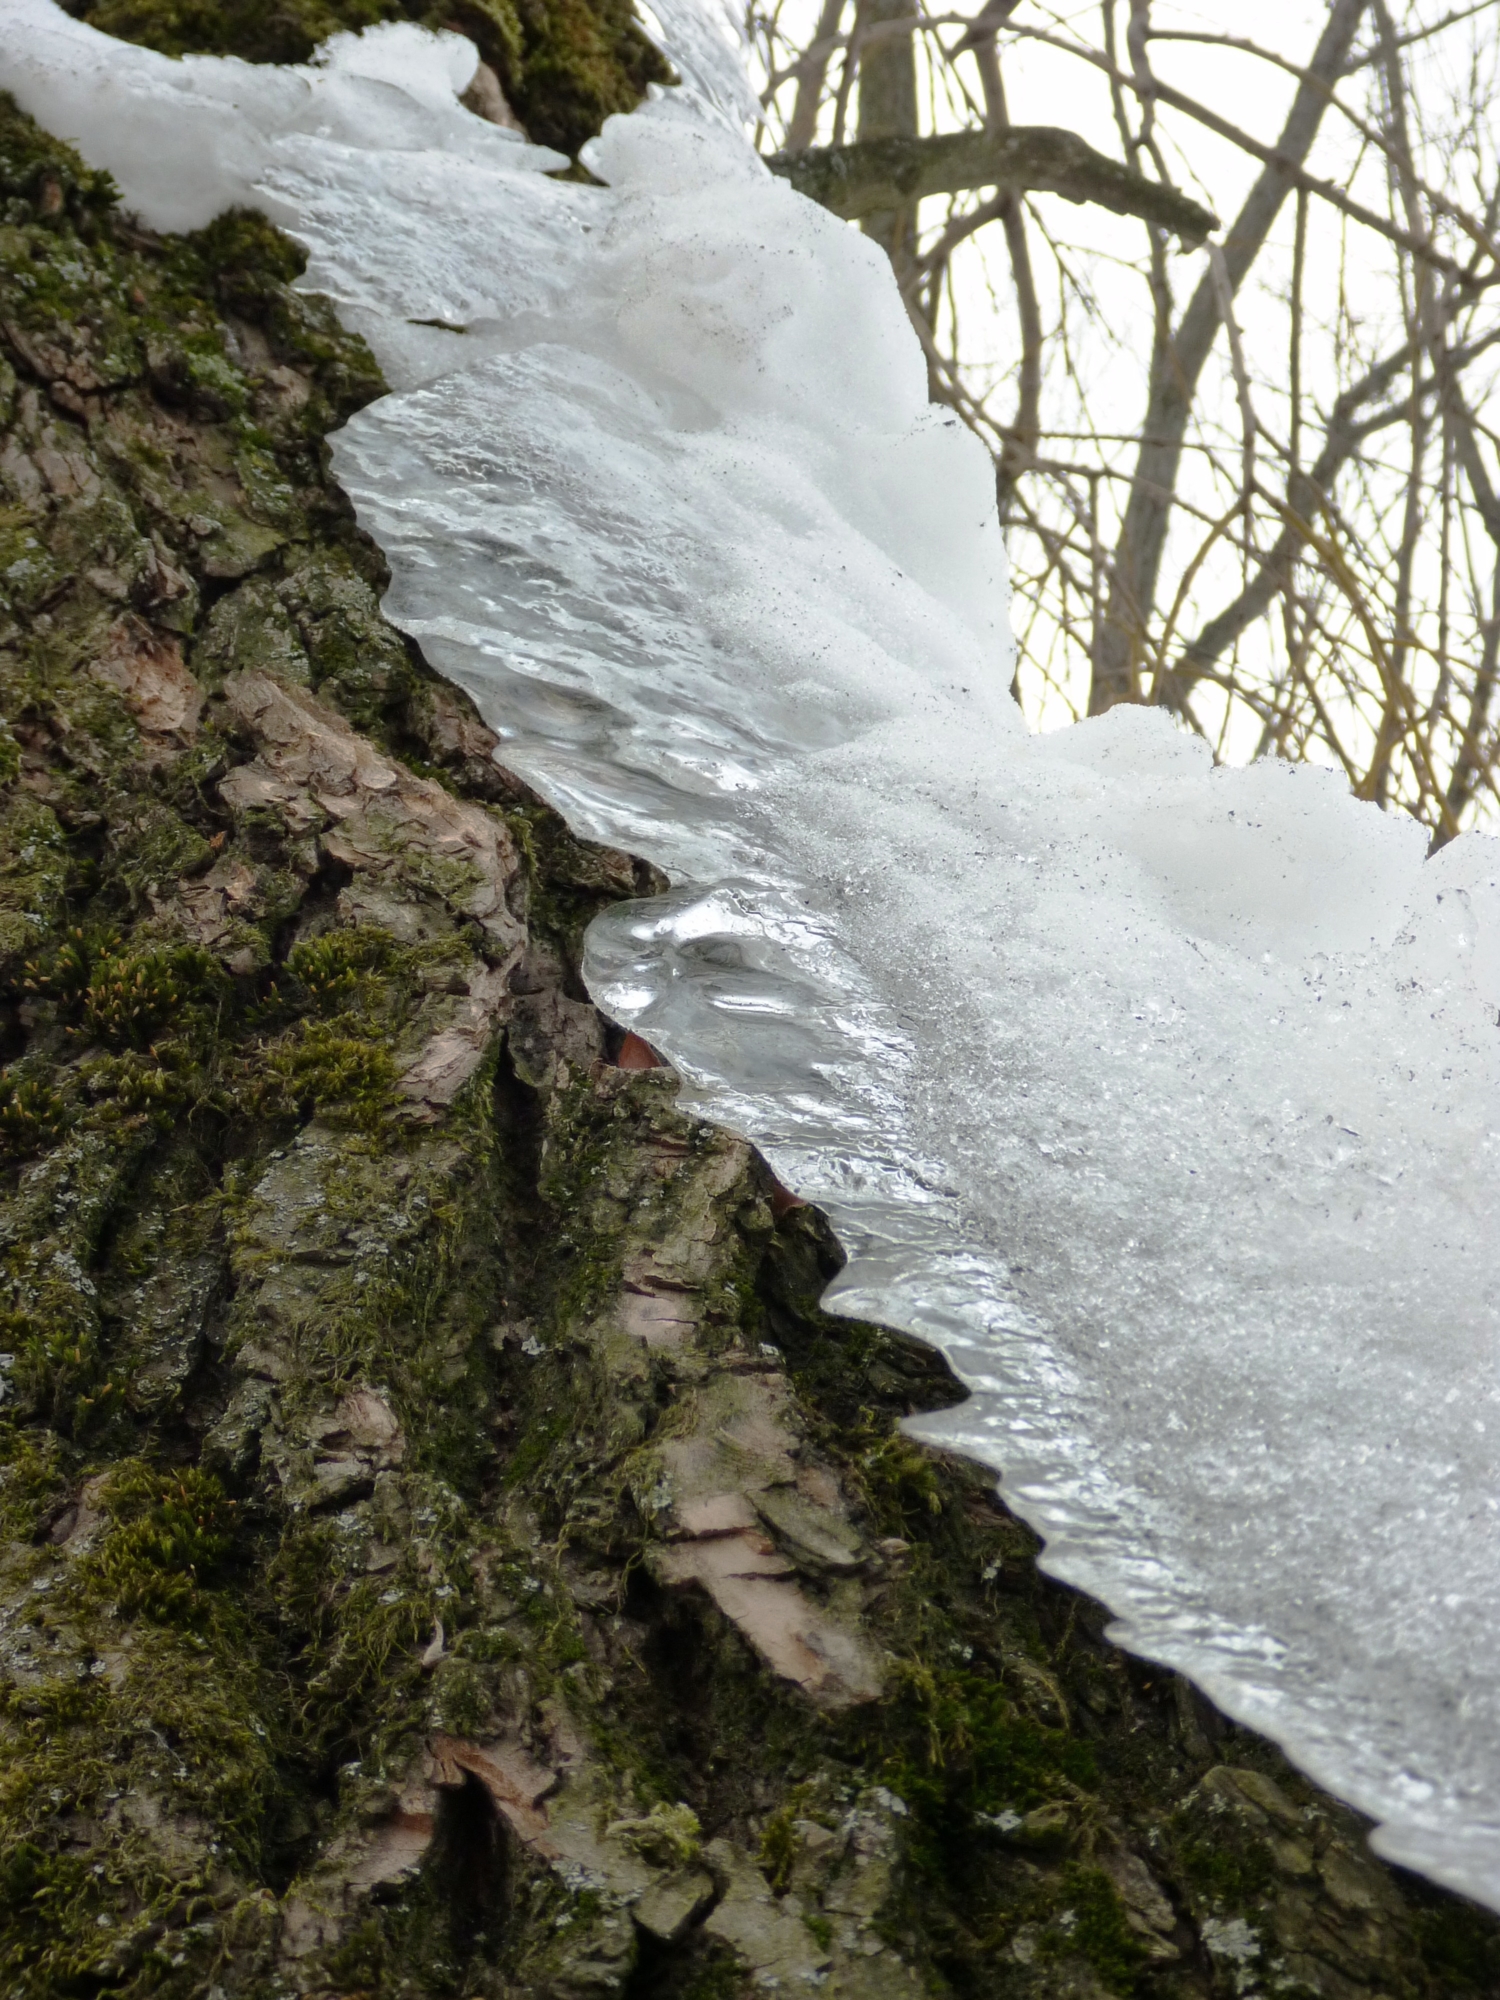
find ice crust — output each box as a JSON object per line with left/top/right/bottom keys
{"left": 8, "top": 0, "right": 1500, "bottom": 1909}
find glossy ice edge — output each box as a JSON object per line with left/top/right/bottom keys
{"left": 322, "top": 163, "right": 1500, "bottom": 1921}
{"left": 354, "top": 505, "right": 1497, "bottom": 1910}
{"left": 446, "top": 692, "right": 1500, "bottom": 1909}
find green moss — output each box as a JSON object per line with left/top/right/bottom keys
{"left": 82, "top": 1460, "right": 238, "bottom": 1623}
{"left": 674, "top": 1958, "right": 750, "bottom": 2000}
{"left": 855, "top": 1657, "right": 1096, "bottom": 1857}
{"left": 281, "top": 550, "right": 417, "bottom": 723}
{"left": 0, "top": 1456, "right": 285, "bottom": 1995}
{"left": 2, "top": 1250, "right": 109, "bottom": 1431}
{"left": 853, "top": 1421, "right": 946, "bottom": 1534}
{"left": 108, "top": 799, "right": 216, "bottom": 895}
{"left": 80, "top": 942, "right": 226, "bottom": 1050}
{"left": 506, "top": 0, "right": 673, "bottom": 155}
{"left": 0, "top": 1071, "right": 68, "bottom": 1161}
{"left": 759, "top": 1804, "right": 798, "bottom": 1892}
{"left": 429, "top": 1651, "right": 492, "bottom": 1734}
{"left": 0, "top": 223, "right": 144, "bottom": 390}
{"left": 0, "top": 1424, "right": 69, "bottom": 1537}
{"left": 1168, "top": 1788, "right": 1275, "bottom": 1909}
{"left": 283, "top": 921, "right": 400, "bottom": 1007}
{"left": 18, "top": 924, "right": 101, "bottom": 1009}
{"left": 79, "top": 1045, "right": 202, "bottom": 1124}
{"left": 266, "top": 1510, "right": 435, "bottom": 1759}
{"left": 81, "top": 0, "right": 439, "bottom": 63}
{"left": 608, "top": 1800, "right": 702, "bottom": 1866}
{"left": 251, "top": 1015, "right": 401, "bottom": 1128}
{"left": 802, "top": 1910, "right": 834, "bottom": 1951}
{"left": 1045, "top": 1865, "right": 1147, "bottom": 1994}
{"left": 0, "top": 89, "right": 118, "bottom": 229}
{"left": 0, "top": 796, "right": 71, "bottom": 974}
{"left": 194, "top": 570, "right": 312, "bottom": 687}
{"left": 188, "top": 208, "right": 386, "bottom": 424}
{"left": 0, "top": 1622, "right": 285, "bottom": 1994}
{"left": 75, "top": 0, "right": 673, "bottom": 162}
{"left": 0, "top": 505, "right": 68, "bottom": 625}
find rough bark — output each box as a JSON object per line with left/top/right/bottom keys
{"left": 0, "top": 28, "right": 1497, "bottom": 2000}
{"left": 769, "top": 127, "right": 1217, "bottom": 245}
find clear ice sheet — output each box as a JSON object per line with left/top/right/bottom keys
{"left": 8, "top": 0, "right": 1500, "bottom": 1908}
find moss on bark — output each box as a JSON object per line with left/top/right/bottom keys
{"left": 0, "top": 35, "right": 1498, "bottom": 2000}
{"left": 60, "top": 0, "right": 672, "bottom": 159}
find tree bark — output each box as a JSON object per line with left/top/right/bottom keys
{"left": 853, "top": 0, "right": 922, "bottom": 297}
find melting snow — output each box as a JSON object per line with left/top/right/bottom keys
{"left": 7, "top": 0, "right": 1500, "bottom": 1911}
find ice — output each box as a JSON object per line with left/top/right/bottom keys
{"left": 630, "top": 0, "right": 761, "bottom": 127}
{"left": 8, "top": 0, "right": 1500, "bottom": 1910}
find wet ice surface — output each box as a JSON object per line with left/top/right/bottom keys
{"left": 9, "top": 0, "right": 1500, "bottom": 1909}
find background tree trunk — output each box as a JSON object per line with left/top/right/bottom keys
{"left": 855, "top": 0, "right": 923, "bottom": 307}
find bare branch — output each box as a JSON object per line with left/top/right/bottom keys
{"left": 1090, "top": 0, "right": 1370, "bottom": 714}
{"left": 1143, "top": 24, "right": 1500, "bottom": 265}
{"left": 1440, "top": 557, "right": 1500, "bottom": 841}
{"left": 1158, "top": 337, "right": 1453, "bottom": 711}
{"left": 784, "top": 0, "right": 845, "bottom": 146}
{"left": 748, "top": 0, "right": 1500, "bottom": 832}
{"left": 1005, "top": 19, "right": 1483, "bottom": 277}
{"left": 767, "top": 125, "right": 1218, "bottom": 243}
{"left": 1205, "top": 243, "right": 1256, "bottom": 500}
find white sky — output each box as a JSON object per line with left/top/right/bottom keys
{"left": 750, "top": 1, "right": 1500, "bottom": 802}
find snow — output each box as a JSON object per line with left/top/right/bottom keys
{"left": 7, "top": 0, "right": 1500, "bottom": 1911}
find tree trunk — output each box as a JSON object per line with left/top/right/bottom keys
{"left": 855, "top": 0, "right": 922, "bottom": 301}
{"left": 0, "top": 12, "right": 1496, "bottom": 1997}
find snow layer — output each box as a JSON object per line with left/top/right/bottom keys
{"left": 8, "top": 0, "right": 1500, "bottom": 1910}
